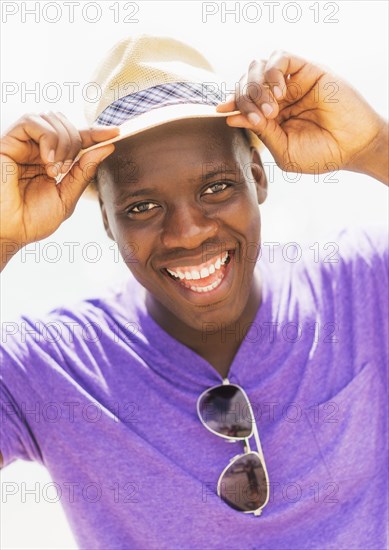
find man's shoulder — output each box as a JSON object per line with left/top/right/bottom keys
{"left": 266, "top": 223, "right": 388, "bottom": 276}
{"left": 256, "top": 223, "right": 388, "bottom": 313}
{"left": 1, "top": 274, "right": 142, "bottom": 355}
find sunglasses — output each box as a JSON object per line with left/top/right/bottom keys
{"left": 197, "top": 378, "right": 269, "bottom": 516}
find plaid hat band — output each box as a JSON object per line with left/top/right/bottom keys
{"left": 77, "top": 34, "right": 263, "bottom": 200}
{"left": 96, "top": 82, "right": 224, "bottom": 126}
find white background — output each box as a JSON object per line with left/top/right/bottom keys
{"left": 1, "top": 0, "right": 388, "bottom": 548}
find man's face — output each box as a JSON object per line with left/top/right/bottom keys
{"left": 98, "top": 118, "right": 267, "bottom": 332}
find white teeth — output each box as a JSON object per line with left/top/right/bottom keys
{"left": 200, "top": 267, "right": 209, "bottom": 278}
{"left": 188, "top": 276, "right": 224, "bottom": 293}
{"left": 166, "top": 251, "right": 230, "bottom": 281}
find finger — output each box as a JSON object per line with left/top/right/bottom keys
{"left": 245, "top": 60, "right": 280, "bottom": 120}
{"left": 79, "top": 125, "right": 120, "bottom": 149}
{"left": 54, "top": 112, "right": 83, "bottom": 173}
{"left": 225, "top": 114, "right": 254, "bottom": 129}
{"left": 218, "top": 60, "right": 280, "bottom": 123}
{"left": 216, "top": 93, "right": 237, "bottom": 112}
{"left": 2, "top": 114, "right": 59, "bottom": 166}
{"left": 266, "top": 50, "right": 308, "bottom": 79}
{"left": 226, "top": 113, "right": 289, "bottom": 167}
{"left": 263, "top": 50, "right": 303, "bottom": 100}
{"left": 229, "top": 64, "right": 279, "bottom": 128}
{"left": 53, "top": 124, "right": 120, "bottom": 179}
{"left": 232, "top": 73, "right": 266, "bottom": 128}
{"left": 57, "top": 144, "right": 115, "bottom": 218}
{"left": 40, "top": 111, "right": 73, "bottom": 174}
{"left": 264, "top": 50, "right": 324, "bottom": 102}
{"left": 263, "top": 55, "right": 288, "bottom": 100}
{"left": 225, "top": 113, "right": 274, "bottom": 148}
{"left": 255, "top": 120, "right": 288, "bottom": 164}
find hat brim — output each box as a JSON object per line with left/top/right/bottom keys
{"left": 74, "top": 104, "right": 263, "bottom": 198}
{"left": 86, "top": 104, "right": 263, "bottom": 153}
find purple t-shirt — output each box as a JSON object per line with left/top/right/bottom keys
{"left": 1, "top": 225, "right": 388, "bottom": 549}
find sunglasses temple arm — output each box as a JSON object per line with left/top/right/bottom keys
{"left": 245, "top": 397, "right": 267, "bottom": 463}
{"left": 251, "top": 422, "right": 267, "bottom": 465}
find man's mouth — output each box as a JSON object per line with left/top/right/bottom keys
{"left": 162, "top": 250, "right": 233, "bottom": 293}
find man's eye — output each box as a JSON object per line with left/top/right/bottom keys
{"left": 203, "top": 182, "right": 229, "bottom": 194}
{"left": 127, "top": 202, "right": 158, "bottom": 214}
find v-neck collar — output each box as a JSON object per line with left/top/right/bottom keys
{"left": 121, "top": 258, "right": 281, "bottom": 391}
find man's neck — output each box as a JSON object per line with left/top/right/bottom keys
{"left": 145, "top": 273, "right": 262, "bottom": 379}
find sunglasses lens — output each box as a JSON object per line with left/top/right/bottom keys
{"left": 219, "top": 453, "right": 268, "bottom": 512}
{"left": 198, "top": 385, "right": 252, "bottom": 438}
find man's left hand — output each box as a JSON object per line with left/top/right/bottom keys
{"left": 217, "top": 51, "right": 387, "bottom": 180}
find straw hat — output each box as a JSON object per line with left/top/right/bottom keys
{"left": 78, "top": 34, "right": 263, "bottom": 196}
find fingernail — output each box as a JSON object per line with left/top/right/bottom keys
{"left": 48, "top": 162, "right": 62, "bottom": 177}
{"left": 46, "top": 165, "right": 59, "bottom": 178}
{"left": 47, "top": 149, "right": 55, "bottom": 163}
{"left": 248, "top": 112, "right": 261, "bottom": 126}
{"left": 261, "top": 103, "right": 273, "bottom": 117}
{"left": 273, "top": 86, "right": 283, "bottom": 99}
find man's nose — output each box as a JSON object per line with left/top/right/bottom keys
{"left": 161, "top": 204, "right": 219, "bottom": 249}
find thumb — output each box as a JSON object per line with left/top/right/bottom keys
{"left": 57, "top": 144, "right": 114, "bottom": 217}
{"left": 216, "top": 94, "right": 236, "bottom": 113}
{"left": 226, "top": 114, "right": 287, "bottom": 163}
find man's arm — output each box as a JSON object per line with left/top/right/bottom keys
{"left": 217, "top": 51, "right": 388, "bottom": 186}
{"left": 345, "top": 121, "right": 388, "bottom": 185}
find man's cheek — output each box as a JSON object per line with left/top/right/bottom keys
{"left": 241, "top": 211, "right": 261, "bottom": 263}
{"left": 119, "top": 241, "right": 142, "bottom": 266}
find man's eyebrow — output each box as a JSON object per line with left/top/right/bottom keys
{"left": 113, "top": 168, "right": 239, "bottom": 205}
{"left": 201, "top": 167, "right": 239, "bottom": 181}
{"left": 113, "top": 187, "right": 156, "bottom": 205}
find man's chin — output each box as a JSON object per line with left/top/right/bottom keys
{"left": 144, "top": 253, "right": 259, "bottom": 336}
{"left": 164, "top": 278, "right": 255, "bottom": 333}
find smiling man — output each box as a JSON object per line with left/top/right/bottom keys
{"left": 97, "top": 116, "right": 266, "bottom": 378}
{"left": 0, "top": 35, "right": 388, "bottom": 549}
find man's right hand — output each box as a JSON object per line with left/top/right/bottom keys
{"left": 0, "top": 112, "right": 119, "bottom": 270}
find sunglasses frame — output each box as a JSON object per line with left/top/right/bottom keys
{"left": 197, "top": 378, "right": 270, "bottom": 516}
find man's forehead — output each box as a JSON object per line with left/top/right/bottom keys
{"left": 96, "top": 119, "right": 250, "bottom": 197}
{"left": 105, "top": 145, "right": 242, "bottom": 188}
{"left": 107, "top": 119, "right": 245, "bottom": 169}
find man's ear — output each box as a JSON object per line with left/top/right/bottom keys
{"left": 98, "top": 195, "right": 115, "bottom": 241}
{"left": 250, "top": 147, "right": 268, "bottom": 205}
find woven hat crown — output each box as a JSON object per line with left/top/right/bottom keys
{"left": 85, "top": 34, "right": 223, "bottom": 125}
